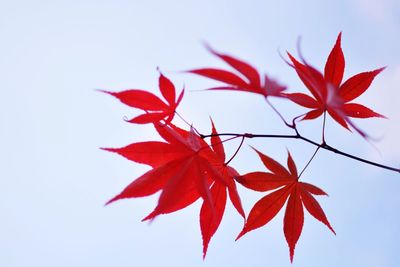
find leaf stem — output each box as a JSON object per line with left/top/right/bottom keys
{"left": 174, "top": 111, "right": 202, "bottom": 135}
{"left": 224, "top": 136, "right": 246, "bottom": 166}
{"left": 322, "top": 111, "right": 327, "bottom": 144}
{"left": 265, "top": 98, "right": 294, "bottom": 128}
{"left": 298, "top": 147, "right": 320, "bottom": 179}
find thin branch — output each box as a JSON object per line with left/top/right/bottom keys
{"left": 321, "top": 142, "right": 399, "bottom": 173}
{"left": 201, "top": 132, "right": 299, "bottom": 140}
{"left": 201, "top": 132, "right": 400, "bottom": 174}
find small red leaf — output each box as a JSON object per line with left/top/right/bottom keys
{"left": 207, "top": 46, "right": 261, "bottom": 87}
{"left": 283, "top": 185, "right": 304, "bottom": 263}
{"left": 327, "top": 109, "right": 350, "bottom": 130}
{"left": 284, "top": 93, "right": 319, "bottom": 108}
{"left": 300, "top": 188, "right": 335, "bottom": 234}
{"left": 227, "top": 181, "right": 246, "bottom": 218}
{"left": 143, "top": 184, "right": 200, "bottom": 221}
{"left": 103, "top": 74, "right": 182, "bottom": 125}
{"left": 200, "top": 181, "right": 227, "bottom": 258}
{"left": 252, "top": 148, "right": 291, "bottom": 177}
{"left": 207, "top": 86, "right": 262, "bottom": 95}
{"left": 236, "top": 186, "right": 291, "bottom": 240}
{"left": 104, "top": 90, "right": 168, "bottom": 111}
{"left": 300, "top": 182, "right": 328, "bottom": 195}
{"left": 194, "top": 158, "right": 215, "bottom": 211}
{"left": 188, "top": 68, "right": 249, "bottom": 88}
{"left": 343, "top": 103, "right": 386, "bottom": 119}
{"left": 210, "top": 119, "right": 225, "bottom": 162}
{"left": 154, "top": 123, "right": 190, "bottom": 146}
{"left": 220, "top": 166, "right": 245, "bottom": 218}
{"left": 102, "top": 141, "right": 188, "bottom": 167}
{"left": 287, "top": 52, "right": 323, "bottom": 102}
{"left": 286, "top": 34, "right": 385, "bottom": 136}
{"left": 339, "top": 67, "right": 385, "bottom": 102}
{"left": 237, "top": 172, "right": 292, "bottom": 192}
{"left": 128, "top": 112, "right": 167, "bottom": 124}
{"left": 147, "top": 158, "right": 197, "bottom": 218}
{"left": 324, "top": 32, "right": 345, "bottom": 87}
{"left": 301, "top": 109, "right": 324, "bottom": 121}
{"left": 287, "top": 151, "right": 298, "bottom": 178}
{"left": 176, "top": 88, "right": 185, "bottom": 108}
{"left": 264, "top": 74, "right": 287, "bottom": 97}
{"left": 305, "top": 63, "right": 328, "bottom": 101}
{"left": 159, "top": 73, "right": 176, "bottom": 106}
{"left": 106, "top": 159, "right": 183, "bottom": 204}
{"left": 188, "top": 48, "right": 286, "bottom": 97}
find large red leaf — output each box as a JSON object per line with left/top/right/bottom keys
{"left": 188, "top": 47, "right": 286, "bottom": 97}
{"left": 105, "top": 120, "right": 245, "bottom": 257}
{"left": 285, "top": 33, "right": 385, "bottom": 137}
{"left": 102, "top": 74, "right": 184, "bottom": 124}
{"left": 197, "top": 123, "right": 245, "bottom": 257}
{"left": 236, "top": 150, "right": 334, "bottom": 262}
{"left": 106, "top": 124, "right": 214, "bottom": 211}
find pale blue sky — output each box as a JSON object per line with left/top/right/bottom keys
{"left": 0, "top": 0, "right": 399, "bottom": 266}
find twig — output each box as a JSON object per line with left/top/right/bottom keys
{"left": 201, "top": 132, "right": 400, "bottom": 174}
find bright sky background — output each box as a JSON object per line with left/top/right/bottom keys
{"left": 0, "top": 0, "right": 399, "bottom": 266}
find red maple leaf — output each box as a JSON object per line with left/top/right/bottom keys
{"left": 103, "top": 121, "right": 244, "bottom": 257}
{"left": 101, "top": 73, "right": 184, "bottom": 124}
{"left": 200, "top": 120, "right": 245, "bottom": 258}
{"left": 188, "top": 45, "right": 287, "bottom": 97}
{"left": 104, "top": 123, "right": 217, "bottom": 217}
{"left": 284, "top": 33, "right": 386, "bottom": 137}
{"left": 236, "top": 148, "right": 335, "bottom": 262}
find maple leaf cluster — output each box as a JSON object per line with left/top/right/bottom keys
{"left": 102, "top": 33, "right": 385, "bottom": 262}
